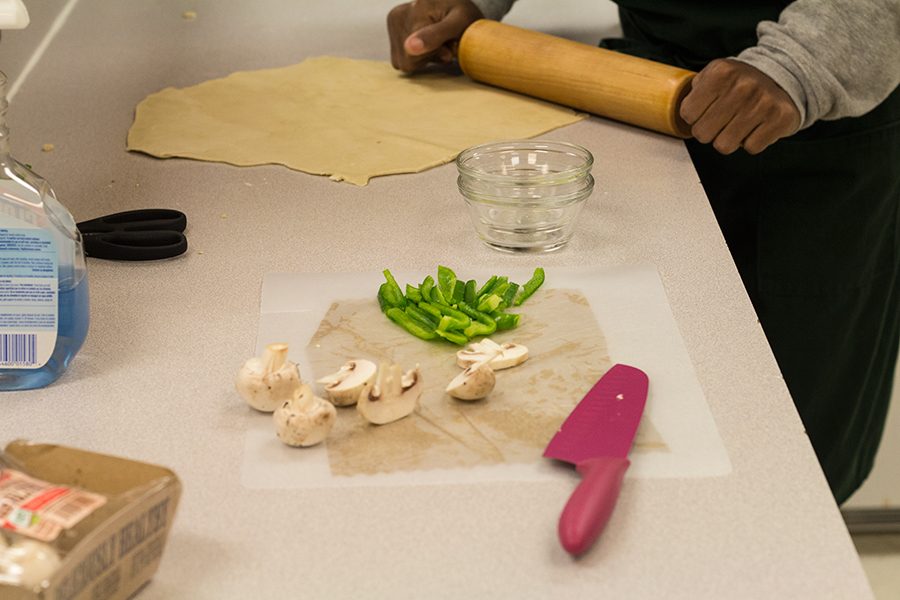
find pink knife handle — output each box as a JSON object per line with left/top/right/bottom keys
{"left": 558, "top": 456, "right": 631, "bottom": 556}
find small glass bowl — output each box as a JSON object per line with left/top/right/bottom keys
{"left": 456, "top": 140, "right": 594, "bottom": 253}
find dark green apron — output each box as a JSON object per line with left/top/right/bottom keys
{"left": 603, "top": 1, "right": 900, "bottom": 503}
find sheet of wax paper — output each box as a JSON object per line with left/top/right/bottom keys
{"left": 127, "top": 56, "right": 586, "bottom": 185}
{"left": 307, "top": 288, "right": 667, "bottom": 477}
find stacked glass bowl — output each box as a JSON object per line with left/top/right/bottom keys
{"left": 457, "top": 140, "right": 595, "bottom": 253}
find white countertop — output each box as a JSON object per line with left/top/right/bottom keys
{"left": 0, "top": 1, "right": 873, "bottom": 598}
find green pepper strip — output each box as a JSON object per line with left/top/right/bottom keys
{"left": 477, "top": 293, "right": 503, "bottom": 313}
{"left": 457, "top": 302, "right": 497, "bottom": 337}
{"left": 406, "top": 284, "right": 423, "bottom": 304}
{"left": 501, "top": 282, "right": 519, "bottom": 306}
{"left": 420, "top": 275, "right": 435, "bottom": 303}
{"left": 495, "top": 312, "right": 521, "bottom": 330}
{"left": 463, "top": 322, "right": 490, "bottom": 338}
{"left": 475, "top": 275, "right": 498, "bottom": 298}
{"left": 405, "top": 304, "right": 438, "bottom": 329}
{"left": 436, "top": 315, "right": 466, "bottom": 333}
{"left": 386, "top": 307, "right": 437, "bottom": 340}
{"left": 464, "top": 279, "right": 477, "bottom": 305}
{"left": 422, "top": 302, "right": 470, "bottom": 329}
{"left": 437, "top": 265, "right": 457, "bottom": 302}
{"left": 435, "top": 328, "right": 468, "bottom": 345}
{"left": 514, "top": 267, "right": 545, "bottom": 306}
{"left": 417, "top": 302, "right": 443, "bottom": 321}
{"left": 430, "top": 284, "right": 449, "bottom": 306}
{"left": 378, "top": 282, "right": 405, "bottom": 312}
{"left": 377, "top": 283, "right": 391, "bottom": 312}
{"left": 451, "top": 280, "right": 465, "bottom": 305}
{"left": 382, "top": 269, "right": 406, "bottom": 307}
{"left": 485, "top": 275, "right": 508, "bottom": 296}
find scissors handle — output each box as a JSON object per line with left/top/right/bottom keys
{"left": 82, "top": 231, "right": 188, "bottom": 261}
{"left": 77, "top": 209, "right": 187, "bottom": 234}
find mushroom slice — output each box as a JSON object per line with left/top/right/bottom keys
{"left": 357, "top": 363, "right": 422, "bottom": 425}
{"left": 235, "top": 342, "right": 302, "bottom": 412}
{"left": 273, "top": 384, "right": 337, "bottom": 447}
{"left": 316, "top": 359, "right": 377, "bottom": 407}
{"left": 457, "top": 339, "right": 529, "bottom": 370}
{"left": 446, "top": 358, "right": 496, "bottom": 401}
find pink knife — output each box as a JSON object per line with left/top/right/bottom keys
{"left": 543, "top": 363, "right": 649, "bottom": 556}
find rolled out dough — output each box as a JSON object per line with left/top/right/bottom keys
{"left": 126, "top": 56, "right": 585, "bottom": 185}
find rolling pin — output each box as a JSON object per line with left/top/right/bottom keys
{"left": 458, "top": 20, "right": 695, "bottom": 138}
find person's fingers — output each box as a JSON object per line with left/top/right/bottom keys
{"left": 682, "top": 59, "right": 801, "bottom": 155}
{"left": 679, "top": 62, "right": 724, "bottom": 125}
{"left": 387, "top": 0, "right": 483, "bottom": 73}
{"left": 741, "top": 103, "right": 800, "bottom": 154}
{"left": 740, "top": 122, "right": 780, "bottom": 155}
{"left": 688, "top": 97, "right": 736, "bottom": 144}
{"left": 710, "top": 114, "right": 763, "bottom": 155}
{"left": 387, "top": 4, "right": 411, "bottom": 70}
{"left": 437, "top": 46, "right": 454, "bottom": 63}
{"left": 404, "top": 4, "right": 473, "bottom": 56}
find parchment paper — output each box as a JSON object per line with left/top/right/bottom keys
{"left": 306, "top": 289, "right": 667, "bottom": 477}
{"left": 240, "top": 266, "right": 732, "bottom": 489}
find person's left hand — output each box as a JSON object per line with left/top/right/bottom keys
{"left": 679, "top": 59, "right": 801, "bottom": 155}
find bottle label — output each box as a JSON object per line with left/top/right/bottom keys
{"left": 0, "top": 227, "right": 58, "bottom": 369}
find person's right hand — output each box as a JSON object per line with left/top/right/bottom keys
{"left": 387, "top": 0, "right": 484, "bottom": 73}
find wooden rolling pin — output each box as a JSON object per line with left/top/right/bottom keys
{"left": 458, "top": 20, "right": 695, "bottom": 138}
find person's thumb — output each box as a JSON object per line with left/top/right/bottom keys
{"left": 404, "top": 9, "right": 470, "bottom": 56}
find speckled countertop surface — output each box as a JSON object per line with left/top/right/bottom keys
{"left": 0, "top": 1, "right": 873, "bottom": 598}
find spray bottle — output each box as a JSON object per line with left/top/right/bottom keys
{"left": 0, "top": 0, "right": 89, "bottom": 390}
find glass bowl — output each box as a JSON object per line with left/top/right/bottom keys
{"left": 456, "top": 140, "right": 594, "bottom": 253}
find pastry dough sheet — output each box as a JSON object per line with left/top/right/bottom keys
{"left": 127, "top": 57, "right": 585, "bottom": 185}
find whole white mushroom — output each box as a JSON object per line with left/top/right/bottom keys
{"left": 235, "top": 343, "right": 302, "bottom": 412}
{"left": 273, "top": 384, "right": 337, "bottom": 447}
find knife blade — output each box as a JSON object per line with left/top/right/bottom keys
{"left": 543, "top": 363, "right": 649, "bottom": 556}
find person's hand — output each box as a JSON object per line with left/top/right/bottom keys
{"left": 387, "top": 0, "right": 484, "bottom": 73}
{"left": 680, "top": 59, "right": 801, "bottom": 155}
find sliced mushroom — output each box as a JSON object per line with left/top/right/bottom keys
{"left": 357, "top": 362, "right": 422, "bottom": 425}
{"left": 235, "top": 343, "right": 302, "bottom": 412}
{"left": 273, "top": 384, "right": 336, "bottom": 447}
{"left": 446, "top": 358, "right": 496, "bottom": 401}
{"left": 316, "top": 359, "right": 377, "bottom": 406}
{"left": 457, "top": 338, "right": 529, "bottom": 370}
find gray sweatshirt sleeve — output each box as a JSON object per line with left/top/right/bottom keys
{"left": 735, "top": 0, "right": 900, "bottom": 129}
{"left": 470, "top": 0, "right": 516, "bottom": 21}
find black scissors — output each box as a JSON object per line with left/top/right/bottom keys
{"left": 77, "top": 209, "right": 188, "bottom": 261}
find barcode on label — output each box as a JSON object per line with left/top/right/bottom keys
{"left": 0, "top": 333, "right": 37, "bottom": 365}
{"left": 46, "top": 493, "right": 104, "bottom": 528}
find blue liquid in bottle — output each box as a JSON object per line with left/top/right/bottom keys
{"left": 0, "top": 71, "right": 90, "bottom": 390}
{"left": 0, "top": 278, "right": 90, "bottom": 390}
